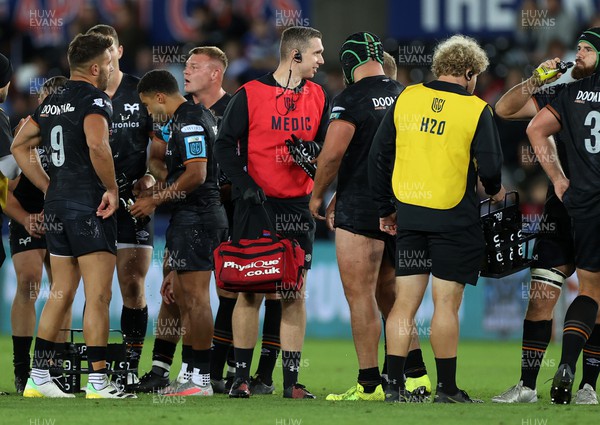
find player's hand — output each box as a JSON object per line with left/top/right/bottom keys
{"left": 554, "top": 178, "right": 570, "bottom": 202}
{"left": 24, "top": 211, "right": 45, "bottom": 238}
{"left": 130, "top": 196, "right": 158, "bottom": 218}
{"left": 380, "top": 213, "right": 397, "bottom": 235}
{"left": 309, "top": 195, "right": 325, "bottom": 221}
{"left": 325, "top": 196, "right": 336, "bottom": 231}
{"left": 531, "top": 57, "right": 561, "bottom": 87}
{"left": 490, "top": 185, "right": 506, "bottom": 204}
{"left": 160, "top": 271, "right": 176, "bottom": 304}
{"left": 133, "top": 174, "right": 156, "bottom": 197}
{"left": 97, "top": 189, "right": 118, "bottom": 219}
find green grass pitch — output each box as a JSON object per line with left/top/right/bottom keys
{"left": 0, "top": 336, "right": 596, "bottom": 424}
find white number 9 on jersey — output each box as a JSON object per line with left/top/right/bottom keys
{"left": 50, "top": 125, "right": 65, "bottom": 167}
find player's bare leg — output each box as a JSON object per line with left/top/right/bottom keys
{"left": 325, "top": 229, "right": 386, "bottom": 400}
{"left": 24, "top": 255, "right": 80, "bottom": 398}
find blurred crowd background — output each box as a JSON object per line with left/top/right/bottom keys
{"left": 1, "top": 0, "right": 599, "bottom": 238}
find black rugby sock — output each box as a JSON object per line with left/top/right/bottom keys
{"left": 211, "top": 296, "right": 236, "bottom": 380}
{"left": 560, "top": 296, "right": 598, "bottom": 372}
{"left": 581, "top": 324, "right": 600, "bottom": 390}
{"left": 255, "top": 299, "right": 281, "bottom": 385}
{"left": 519, "top": 319, "right": 552, "bottom": 389}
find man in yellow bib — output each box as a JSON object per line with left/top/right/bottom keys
{"left": 368, "top": 35, "right": 505, "bottom": 403}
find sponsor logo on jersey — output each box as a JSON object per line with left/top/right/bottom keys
{"left": 112, "top": 120, "right": 140, "bottom": 129}
{"left": 40, "top": 103, "right": 75, "bottom": 115}
{"left": 330, "top": 105, "right": 345, "bottom": 120}
{"left": 181, "top": 124, "right": 204, "bottom": 133}
{"left": 372, "top": 96, "right": 394, "bottom": 109}
{"left": 184, "top": 135, "right": 206, "bottom": 158}
{"left": 124, "top": 103, "right": 140, "bottom": 113}
{"left": 575, "top": 90, "right": 600, "bottom": 103}
{"left": 93, "top": 98, "right": 105, "bottom": 107}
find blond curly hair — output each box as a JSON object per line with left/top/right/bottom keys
{"left": 431, "top": 35, "right": 489, "bottom": 78}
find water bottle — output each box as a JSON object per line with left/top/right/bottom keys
{"left": 534, "top": 61, "right": 574, "bottom": 82}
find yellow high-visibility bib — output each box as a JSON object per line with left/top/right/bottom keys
{"left": 392, "top": 83, "right": 488, "bottom": 209}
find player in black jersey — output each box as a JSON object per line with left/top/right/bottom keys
{"left": 492, "top": 28, "right": 600, "bottom": 405}
{"left": 132, "top": 47, "right": 236, "bottom": 394}
{"left": 86, "top": 25, "right": 155, "bottom": 389}
{"left": 527, "top": 40, "right": 600, "bottom": 403}
{"left": 133, "top": 69, "right": 228, "bottom": 396}
{"left": 0, "top": 52, "right": 20, "bottom": 274}
{"left": 12, "top": 33, "right": 134, "bottom": 399}
{"left": 0, "top": 52, "right": 20, "bottom": 396}
{"left": 310, "top": 32, "right": 430, "bottom": 401}
{"left": 6, "top": 76, "right": 73, "bottom": 394}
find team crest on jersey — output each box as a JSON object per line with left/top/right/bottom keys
{"left": 124, "top": 103, "right": 140, "bottom": 113}
{"left": 184, "top": 135, "right": 206, "bottom": 158}
{"left": 431, "top": 97, "right": 445, "bottom": 113}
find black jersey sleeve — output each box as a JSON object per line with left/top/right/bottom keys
{"left": 173, "top": 121, "right": 211, "bottom": 165}
{"left": 472, "top": 105, "right": 503, "bottom": 196}
{"left": 368, "top": 100, "right": 397, "bottom": 218}
{"left": 84, "top": 92, "right": 113, "bottom": 123}
{"left": 532, "top": 83, "right": 566, "bottom": 111}
{"left": 330, "top": 91, "right": 359, "bottom": 127}
{"left": 0, "top": 110, "right": 12, "bottom": 157}
{"left": 214, "top": 88, "right": 258, "bottom": 195}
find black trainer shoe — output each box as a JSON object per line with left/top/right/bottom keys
{"left": 15, "top": 372, "right": 29, "bottom": 394}
{"left": 211, "top": 378, "right": 226, "bottom": 394}
{"left": 410, "top": 385, "right": 432, "bottom": 402}
{"left": 224, "top": 375, "right": 235, "bottom": 393}
{"left": 229, "top": 378, "right": 251, "bottom": 398}
{"left": 551, "top": 364, "right": 574, "bottom": 405}
{"left": 434, "top": 389, "right": 483, "bottom": 403}
{"left": 384, "top": 387, "right": 413, "bottom": 403}
{"left": 283, "top": 383, "right": 315, "bottom": 399}
{"left": 129, "top": 371, "right": 169, "bottom": 393}
{"left": 249, "top": 375, "right": 275, "bottom": 395}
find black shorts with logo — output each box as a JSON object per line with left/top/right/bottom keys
{"left": 166, "top": 206, "right": 228, "bottom": 272}
{"left": 531, "top": 190, "right": 575, "bottom": 269}
{"left": 234, "top": 196, "right": 316, "bottom": 269}
{"left": 9, "top": 220, "right": 47, "bottom": 255}
{"left": 116, "top": 206, "right": 154, "bottom": 248}
{"left": 44, "top": 201, "right": 117, "bottom": 257}
{"left": 395, "top": 225, "right": 485, "bottom": 285}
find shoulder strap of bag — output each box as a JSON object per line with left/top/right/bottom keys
{"left": 232, "top": 201, "right": 278, "bottom": 244}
